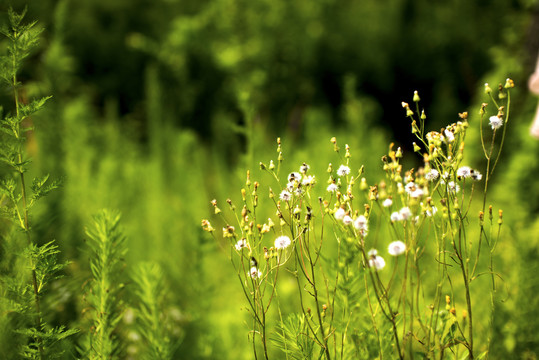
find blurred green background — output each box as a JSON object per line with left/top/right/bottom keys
{"left": 1, "top": 0, "right": 539, "bottom": 358}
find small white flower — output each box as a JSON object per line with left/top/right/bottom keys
{"left": 457, "top": 166, "right": 472, "bottom": 179}
{"left": 288, "top": 172, "right": 302, "bottom": 183}
{"left": 489, "top": 116, "right": 503, "bottom": 130}
{"left": 444, "top": 129, "right": 455, "bottom": 143}
{"left": 383, "top": 198, "right": 393, "bottom": 207}
{"left": 280, "top": 190, "right": 292, "bottom": 201}
{"left": 405, "top": 182, "right": 416, "bottom": 194}
{"left": 425, "top": 169, "right": 439, "bottom": 181}
{"left": 299, "top": 163, "right": 310, "bottom": 174}
{"left": 367, "top": 249, "right": 378, "bottom": 257}
{"left": 235, "top": 239, "right": 248, "bottom": 251}
{"left": 388, "top": 240, "right": 406, "bottom": 256}
{"left": 390, "top": 211, "right": 403, "bottom": 222}
{"left": 274, "top": 235, "right": 291, "bottom": 250}
{"left": 337, "top": 165, "right": 351, "bottom": 177}
{"left": 343, "top": 215, "right": 353, "bottom": 226}
{"left": 294, "top": 188, "right": 303, "bottom": 196}
{"left": 327, "top": 183, "right": 338, "bottom": 192}
{"left": 368, "top": 255, "right": 386, "bottom": 271}
{"left": 286, "top": 182, "right": 295, "bottom": 191}
{"left": 410, "top": 187, "right": 424, "bottom": 198}
{"left": 471, "top": 170, "right": 482, "bottom": 181}
{"left": 249, "top": 266, "right": 262, "bottom": 279}
{"left": 447, "top": 181, "right": 460, "bottom": 193}
{"left": 334, "top": 207, "right": 346, "bottom": 220}
{"left": 426, "top": 206, "right": 438, "bottom": 217}
{"left": 405, "top": 182, "right": 424, "bottom": 198}
{"left": 302, "top": 175, "right": 315, "bottom": 186}
{"left": 354, "top": 215, "right": 368, "bottom": 230}
{"left": 399, "top": 207, "right": 412, "bottom": 220}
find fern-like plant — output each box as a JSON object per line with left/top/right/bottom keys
{"left": 132, "top": 262, "right": 177, "bottom": 360}
{"left": 0, "top": 8, "right": 77, "bottom": 359}
{"left": 82, "top": 209, "right": 127, "bottom": 359}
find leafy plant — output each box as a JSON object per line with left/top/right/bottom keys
{"left": 0, "top": 8, "right": 77, "bottom": 359}
{"left": 81, "top": 209, "right": 127, "bottom": 359}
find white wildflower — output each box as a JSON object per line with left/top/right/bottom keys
{"left": 367, "top": 249, "right": 378, "bottom": 257}
{"left": 457, "top": 166, "right": 472, "bottom": 179}
{"left": 288, "top": 172, "right": 302, "bottom": 183}
{"left": 410, "top": 187, "right": 424, "bottom": 198}
{"left": 274, "top": 235, "right": 292, "bottom": 250}
{"left": 249, "top": 266, "right": 262, "bottom": 279}
{"left": 334, "top": 207, "right": 346, "bottom": 220}
{"left": 471, "top": 170, "right": 482, "bottom": 181}
{"left": 235, "top": 239, "right": 248, "bottom": 251}
{"left": 447, "top": 181, "right": 460, "bottom": 193}
{"left": 425, "top": 169, "right": 439, "bottom": 181}
{"left": 343, "top": 215, "right": 353, "bottom": 226}
{"left": 405, "top": 182, "right": 416, "bottom": 194}
{"left": 426, "top": 206, "right": 438, "bottom": 217}
{"left": 286, "top": 182, "right": 295, "bottom": 191}
{"left": 388, "top": 240, "right": 406, "bottom": 256}
{"left": 280, "top": 190, "right": 292, "bottom": 201}
{"left": 390, "top": 211, "right": 403, "bottom": 222}
{"left": 399, "top": 207, "right": 412, "bottom": 220}
{"left": 354, "top": 215, "right": 368, "bottom": 230}
{"left": 368, "top": 255, "right": 386, "bottom": 271}
{"left": 299, "top": 163, "right": 310, "bottom": 174}
{"left": 383, "top": 198, "right": 393, "bottom": 207}
{"left": 302, "top": 175, "right": 315, "bottom": 186}
{"left": 489, "top": 116, "right": 503, "bottom": 130}
{"left": 327, "top": 183, "right": 338, "bottom": 192}
{"left": 444, "top": 129, "right": 455, "bottom": 143}
{"left": 337, "top": 165, "right": 351, "bottom": 177}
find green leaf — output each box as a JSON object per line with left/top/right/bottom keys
{"left": 19, "top": 96, "right": 53, "bottom": 119}
{"left": 29, "top": 174, "right": 62, "bottom": 208}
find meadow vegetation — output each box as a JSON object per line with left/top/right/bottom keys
{"left": 0, "top": 2, "right": 539, "bottom": 359}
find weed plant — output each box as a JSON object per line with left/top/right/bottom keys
{"left": 0, "top": 8, "right": 77, "bottom": 358}
{"left": 204, "top": 81, "right": 514, "bottom": 359}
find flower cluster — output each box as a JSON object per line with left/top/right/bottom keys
{"left": 333, "top": 207, "right": 369, "bottom": 237}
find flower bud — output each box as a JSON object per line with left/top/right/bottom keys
{"left": 504, "top": 78, "right": 514, "bottom": 89}
{"left": 413, "top": 90, "right": 420, "bottom": 102}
